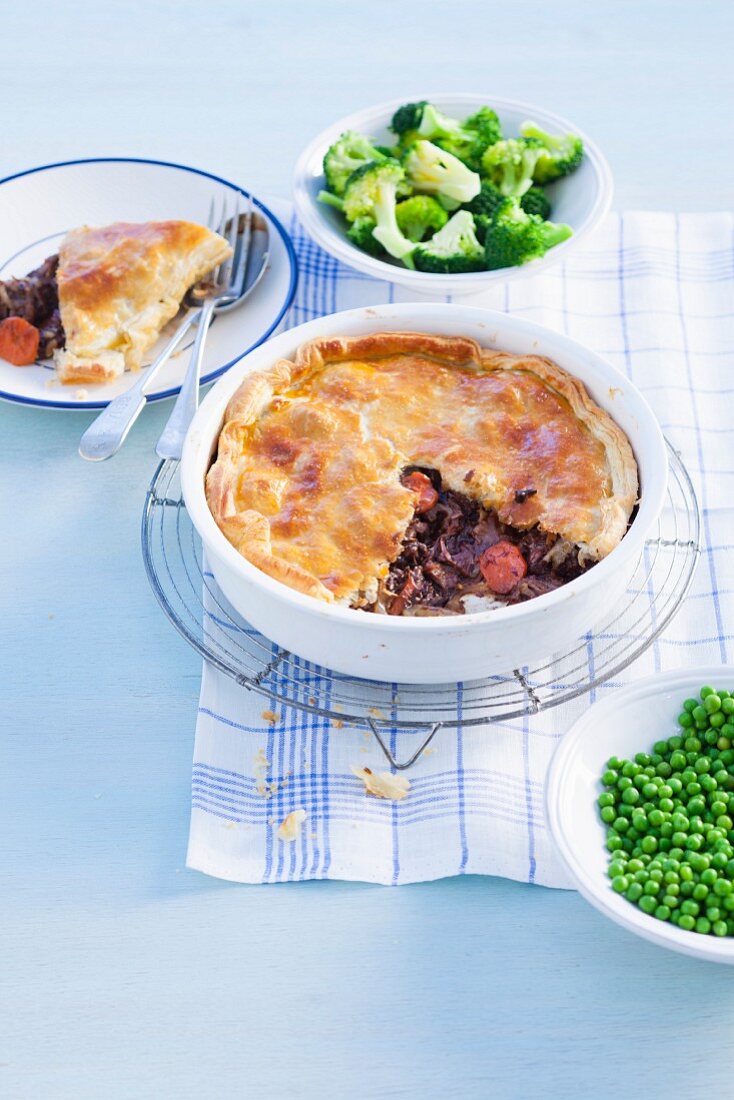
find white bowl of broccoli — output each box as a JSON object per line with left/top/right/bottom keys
{"left": 293, "top": 93, "right": 613, "bottom": 296}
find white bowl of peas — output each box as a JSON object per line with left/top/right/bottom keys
{"left": 546, "top": 667, "right": 734, "bottom": 964}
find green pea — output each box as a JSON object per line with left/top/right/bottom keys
{"left": 679, "top": 914, "right": 696, "bottom": 931}
{"left": 705, "top": 694, "right": 722, "bottom": 714}
{"left": 626, "top": 882, "right": 643, "bottom": 902}
{"left": 693, "top": 883, "right": 710, "bottom": 900}
{"left": 639, "top": 895, "right": 657, "bottom": 915}
{"left": 700, "top": 686, "right": 715, "bottom": 699}
{"left": 622, "top": 787, "right": 640, "bottom": 805}
{"left": 601, "top": 807, "right": 616, "bottom": 823}
{"left": 655, "top": 905, "right": 671, "bottom": 921}
{"left": 713, "top": 920, "right": 729, "bottom": 936}
{"left": 612, "top": 875, "right": 629, "bottom": 893}
{"left": 695, "top": 917, "right": 711, "bottom": 934}
{"left": 701, "top": 868, "right": 718, "bottom": 886}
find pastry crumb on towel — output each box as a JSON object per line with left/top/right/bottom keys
{"left": 277, "top": 809, "right": 307, "bottom": 842}
{"left": 351, "top": 766, "right": 410, "bottom": 801}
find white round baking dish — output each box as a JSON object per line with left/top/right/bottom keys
{"left": 181, "top": 303, "right": 668, "bottom": 684}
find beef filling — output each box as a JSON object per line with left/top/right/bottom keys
{"left": 374, "top": 467, "right": 592, "bottom": 616}
{"left": 0, "top": 254, "right": 64, "bottom": 359}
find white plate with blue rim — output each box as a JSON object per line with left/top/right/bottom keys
{"left": 546, "top": 666, "right": 734, "bottom": 965}
{"left": 0, "top": 157, "right": 298, "bottom": 410}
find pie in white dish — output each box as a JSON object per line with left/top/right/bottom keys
{"left": 206, "top": 331, "right": 638, "bottom": 617}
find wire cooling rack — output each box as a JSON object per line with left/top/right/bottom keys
{"left": 142, "top": 442, "right": 700, "bottom": 768}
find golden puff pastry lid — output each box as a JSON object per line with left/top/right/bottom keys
{"left": 206, "top": 332, "right": 639, "bottom": 606}
{"left": 54, "top": 220, "right": 231, "bottom": 383}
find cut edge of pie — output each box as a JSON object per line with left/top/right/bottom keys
{"left": 206, "top": 331, "right": 639, "bottom": 612}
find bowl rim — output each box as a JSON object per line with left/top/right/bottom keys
{"left": 181, "top": 301, "right": 668, "bottom": 634}
{"left": 546, "top": 665, "right": 734, "bottom": 964}
{"left": 292, "top": 91, "right": 614, "bottom": 289}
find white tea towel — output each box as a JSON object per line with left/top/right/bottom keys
{"left": 187, "top": 204, "right": 734, "bottom": 886}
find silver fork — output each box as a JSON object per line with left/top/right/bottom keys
{"left": 155, "top": 195, "right": 252, "bottom": 461}
{"left": 78, "top": 195, "right": 253, "bottom": 462}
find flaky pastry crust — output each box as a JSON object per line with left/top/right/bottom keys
{"left": 54, "top": 220, "right": 231, "bottom": 384}
{"left": 206, "top": 332, "right": 638, "bottom": 605}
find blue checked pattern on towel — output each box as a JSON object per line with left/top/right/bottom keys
{"left": 188, "top": 203, "right": 734, "bottom": 887}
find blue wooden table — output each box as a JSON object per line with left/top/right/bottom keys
{"left": 3, "top": 3, "right": 734, "bottom": 1097}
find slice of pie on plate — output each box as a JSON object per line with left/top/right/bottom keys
{"left": 53, "top": 221, "right": 231, "bottom": 384}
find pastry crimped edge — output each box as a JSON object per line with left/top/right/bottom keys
{"left": 205, "top": 331, "right": 639, "bottom": 604}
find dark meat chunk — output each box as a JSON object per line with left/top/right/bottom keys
{"left": 37, "top": 309, "right": 64, "bottom": 358}
{"left": 508, "top": 574, "right": 566, "bottom": 601}
{"left": 0, "top": 255, "right": 59, "bottom": 325}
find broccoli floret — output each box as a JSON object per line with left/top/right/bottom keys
{"left": 402, "top": 140, "right": 480, "bottom": 205}
{"left": 342, "top": 160, "right": 415, "bottom": 261}
{"left": 390, "top": 101, "right": 430, "bottom": 137}
{"left": 465, "top": 180, "right": 505, "bottom": 220}
{"left": 483, "top": 198, "right": 572, "bottom": 270}
{"left": 322, "top": 130, "right": 388, "bottom": 196}
{"left": 413, "top": 210, "right": 485, "bottom": 274}
{"left": 520, "top": 186, "right": 551, "bottom": 220}
{"left": 346, "top": 216, "right": 386, "bottom": 257}
{"left": 519, "top": 121, "right": 584, "bottom": 183}
{"left": 391, "top": 101, "right": 501, "bottom": 170}
{"left": 435, "top": 106, "right": 503, "bottom": 170}
{"left": 395, "top": 195, "right": 448, "bottom": 242}
{"left": 481, "top": 138, "right": 541, "bottom": 197}
{"left": 464, "top": 107, "right": 502, "bottom": 148}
